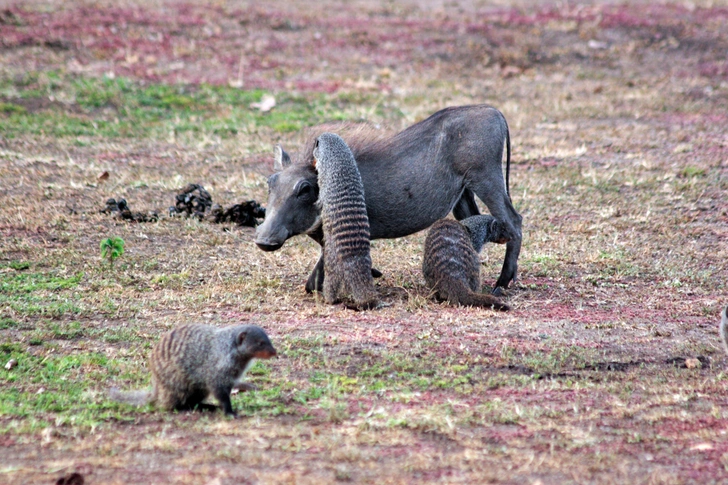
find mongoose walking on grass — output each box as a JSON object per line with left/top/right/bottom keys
{"left": 314, "top": 132, "right": 379, "bottom": 309}
{"left": 110, "top": 324, "right": 276, "bottom": 416}
{"left": 423, "top": 216, "right": 510, "bottom": 311}
{"left": 720, "top": 305, "right": 728, "bottom": 355}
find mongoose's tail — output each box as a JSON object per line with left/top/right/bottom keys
{"left": 443, "top": 277, "right": 510, "bottom": 311}
{"left": 720, "top": 305, "right": 728, "bottom": 355}
{"left": 109, "top": 388, "right": 152, "bottom": 407}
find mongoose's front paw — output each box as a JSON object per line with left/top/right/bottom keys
{"left": 232, "top": 382, "right": 258, "bottom": 394}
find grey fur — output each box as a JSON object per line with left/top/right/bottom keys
{"left": 423, "top": 218, "right": 509, "bottom": 311}
{"left": 460, "top": 214, "right": 509, "bottom": 253}
{"left": 256, "top": 105, "right": 522, "bottom": 295}
{"left": 314, "top": 132, "right": 378, "bottom": 309}
{"left": 110, "top": 324, "right": 276, "bottom": 416}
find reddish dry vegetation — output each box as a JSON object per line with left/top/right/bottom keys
{"left": 2, "top": 1, "right": 728, "bottom": 484}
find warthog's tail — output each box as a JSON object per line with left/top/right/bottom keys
{"left": 720, "top": 305, "right": 728, "bottom": 355}
{"left": 504, "top": 114, "right": 512, "bottom": 198}
{"left": 109, "top": 387, "right": 153, "bottom": 407}
{"left": 444, "top": 277, "right": 510, "bottom": 312}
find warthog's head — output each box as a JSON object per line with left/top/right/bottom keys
{"left": 255, "top": 145, "right": 320, "bottom": 251}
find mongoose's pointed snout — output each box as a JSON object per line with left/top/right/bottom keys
{"left": 255, "top": 348, "right": 277, "bottom": 359}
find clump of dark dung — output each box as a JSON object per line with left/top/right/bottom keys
{"left": 170, "top": 183, "right": 265, "bottom": 227}
{"left": 100, "top": 198, "right": 158, "bottom": 223}
{"left": 209, "top": 200, "right": 266, "bottom": 226}
{"left": 169, "top": 183, "right": 213, "bottom": 219}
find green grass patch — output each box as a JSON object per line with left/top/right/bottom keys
{"left": 0, "top": 347, "right": 126, "bottom": 431}
{"left": 0, "top": 71, "right": 375, "bottom": 139}
{"left": 0, "top": 102, "right": 27, "bottom": 114}
{"left": 0, "top": 271, "right": 83, "bottom": 319}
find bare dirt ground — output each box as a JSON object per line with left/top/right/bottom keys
{"left": 1, "top": 1, "right": 728, "bottom": 484}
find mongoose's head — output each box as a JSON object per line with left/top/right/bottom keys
{"left": 461, "top": 215, "right": 506, "bottom": 252}
{"left": 312, "top": 132, "right": 356, "bottom": 172}
{"left": 236, "top": 325, "right": 277, "bottom": 359}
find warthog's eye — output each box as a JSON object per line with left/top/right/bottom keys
{"left": 296, "top": 183, "right": 313, "bottom": 198}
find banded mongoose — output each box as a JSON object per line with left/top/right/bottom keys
{"left": 110, "top": 324, "right": 276, "bottom": 416}
{"left": 313, "top": 132, "right": 379, "bottom": 310}
{"left": 720, "top": 305, "right": 728, "bottom": 355}
{"left": 423, "top": 216, "right": 510, "bottom": 311}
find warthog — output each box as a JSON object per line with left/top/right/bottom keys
{"left": 255, "top": 105, "right": 523, "bottom": 294}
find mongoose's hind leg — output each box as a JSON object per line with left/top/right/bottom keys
{"left": 174, "top": 387, "right": 210, "bottom": 412}
{"left": 349, "top": 271, "right": 379, "bottom": 310}
{"left": 323, "top": 268, "right": 345, "bottom": 304}
{"left": 306, "top": 252, "right": 382, "bottom": 294}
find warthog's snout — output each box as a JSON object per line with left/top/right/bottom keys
{"left": 254, "top": 223, "right": 288, "bottom": 251}
{"left": 255, "top": 240, "right": 284, "bottom": 252}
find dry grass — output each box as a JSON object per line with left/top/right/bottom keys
{"left": 1, "top": 0, "right": 728, "bottom": 483}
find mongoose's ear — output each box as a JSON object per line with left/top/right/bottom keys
{"left": 273, "top": 145, "right": 291, "bottom": 171}
{"left": 236, "top": 330, "right": 248, "bottom": 347}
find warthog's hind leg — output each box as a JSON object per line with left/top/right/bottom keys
{"left": 452, "top": 188, "right": 480, "bottom": 220}
{"left": 469, "top": 178, "right": 523, "bottom": 293}
{"left": 493, "top": 209, "right": 522, "bottom": 293}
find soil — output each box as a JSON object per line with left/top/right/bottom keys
{"left": 1, "top": 1, "right": 728, "bottom": 484}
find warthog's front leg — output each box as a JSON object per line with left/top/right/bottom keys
{"left": 305, "top": 228, "right": 326, "bottom": 293}
{"left": 305, "top": 251, "right": 325, "bottom": 293}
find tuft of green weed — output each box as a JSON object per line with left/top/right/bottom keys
{"left": 100, "top": 237, "right": 125, "bottom": 267}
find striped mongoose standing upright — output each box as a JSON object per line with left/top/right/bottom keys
{"left": 720, "top": 305, "right": 728, "bottom": 355}
{"left": 314, "top": 132, "right": 379, "bottom": 310}
{"left": 110, "top": 324, "right": 276, "bottom": 416}
{"left": 423, "top": 216, "right": 510, "bottom": 311}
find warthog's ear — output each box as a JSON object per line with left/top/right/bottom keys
{"left": 273, "top": 144, "right": 291, "bottom": 171}
{"left": 312, "top": 139, "right": 319, "bottom": 169}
